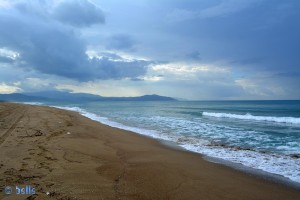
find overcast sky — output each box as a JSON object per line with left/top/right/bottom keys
{"left": 0, "top": 0, "right": 299, "bottom": 100}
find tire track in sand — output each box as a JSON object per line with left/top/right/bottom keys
{"left": 0, "top": 110, "right": 25, "bottom": 145}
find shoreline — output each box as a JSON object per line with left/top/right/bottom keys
{"left": 142, "top": 135, "right": 300, "bottom": 190}
{"left": 150, "top": 137, "right": 300, "bottom": 190}
{"left": 0, "top": 102, "right": 299, "bottom": 199}
{"left": 50, "top": 103, "right": 300, "bottom": 188}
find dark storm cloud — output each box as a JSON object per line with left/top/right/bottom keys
{"left": 106, "top": 34, "right": 136, "bottom": 51}
{"left": 185, "top": 51, "right": 201, "bottom": 60}
{"left": 89, "top": 57, "right": 149, "bottom": 79}
{"left": 0, "top": 9, "right": 89, "bottom": 79}
{"left": 53, "top": 0, "right": 105, "bottom": 27}
{"left": 0, "top": 1, "right": 150, "bottom": 81}
{"left": 1, "top": 0, "right": 299, "bottom": 99}
{"left": 163, "top": 0, "right": 300, "bottom": 72}
{"left": 230, "top": 57, "right": 266, "bottom": 66}
{"left": 0, "top": 56, "right": 14, "bottom": 63}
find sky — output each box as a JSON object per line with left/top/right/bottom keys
{"left": 0, "top": 0, "right": 299, "bottom": 100}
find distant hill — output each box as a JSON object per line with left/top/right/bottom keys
{"left": 0, "top": 91, "right": 176, "bottom": 102}
{"left": 23, "top": 91, "right": 103, "bottom": 102}
{"left": 98, "top": 94, "right": 176, "bottom": 101}
{"left": 0, "top": 93, "right": 48, "bottom": 102}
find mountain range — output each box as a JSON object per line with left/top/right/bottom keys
{"left": 0, "top": 91, "right": 176, "bottom": 102}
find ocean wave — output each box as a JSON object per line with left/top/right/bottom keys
{"left": 203, "top": 112, "right": 300, "bottom": 124}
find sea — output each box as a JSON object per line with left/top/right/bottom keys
{"left": 26, "top": 100, "right": 300, "bottom": 184}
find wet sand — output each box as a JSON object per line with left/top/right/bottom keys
{"left": 0, "top": 102, "right": 299, "bottom": 200}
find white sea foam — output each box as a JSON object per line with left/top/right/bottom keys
{"left": 181, "top": 143, "right": 300, "bottom": 183}
{"left": 19, "top": 102, "right": 44, "bottom": 105}
{"left": 203, "top": 112, "right": 300, "bottom": 124}
{"left": 53, "top": 106, "right": 175, "bottom": 141}
{"left": 54, "top": 106, "right": 300, "bottom": 184}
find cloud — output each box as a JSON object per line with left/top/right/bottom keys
{"left": 106, "top": 34, "right": 136, "bottom": 51}
{"left": 229, "top": 56, "right": 266, "bottom": 66}
{"left": 0, "top": 82, "right": 21, "bottom": 94}
{"left": 0, "top": 9, "right": 89, "bottom": 78}
{"left": 185, "top": 51, "right": 201, "bottom": 60}
{"left": 166, "top": 0, "right": 261, "bottom": 22}
{"left": 165, "top": 8, "right": 197, "bottom": 23}
{"left": 56, "top": 79, "right": 144, "bottom": 97}
{"left": 54, "top": 61, "right": 245, "bottom": 100}
{"left": 163, "top": 0, "right": 300, "bottom": 74}
{"left": 235, "top": 72, "right": 300, "bottom": 99}
{"left": 144, "top": 62, "right": 244, "bottom": 99}
{"left": 88, "top": 57, "right": 150, "bottom": 80}
{"left": 53, "top": 0, "right": 105, "bottom": 27}
{"left": 0, "top": 55, "right": 14, "bottom": 63}
{"left": 0, "top": 0, "right": 299, "bottom": 99}
{"left": 0, "top": 47, "right": 19, "bottom": 62}
{"left": 0, "top": 0, "right": 11, "bottom": 8}
{"left": 198, "top": 0, "right": 260, "bottom": 19}
{"left": 0, "top": 1, "right": 150, "bottom": 81}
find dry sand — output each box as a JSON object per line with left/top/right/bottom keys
{"left": 0, "top": 102, "right": 299, "bottom": 200}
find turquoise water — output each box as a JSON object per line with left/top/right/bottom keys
{"left": 42, "top": 100, "right": 300, "bottom": 183}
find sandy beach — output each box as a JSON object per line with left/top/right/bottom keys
{"left": 0, "top": 103, "right": 299, "bottom": 200}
